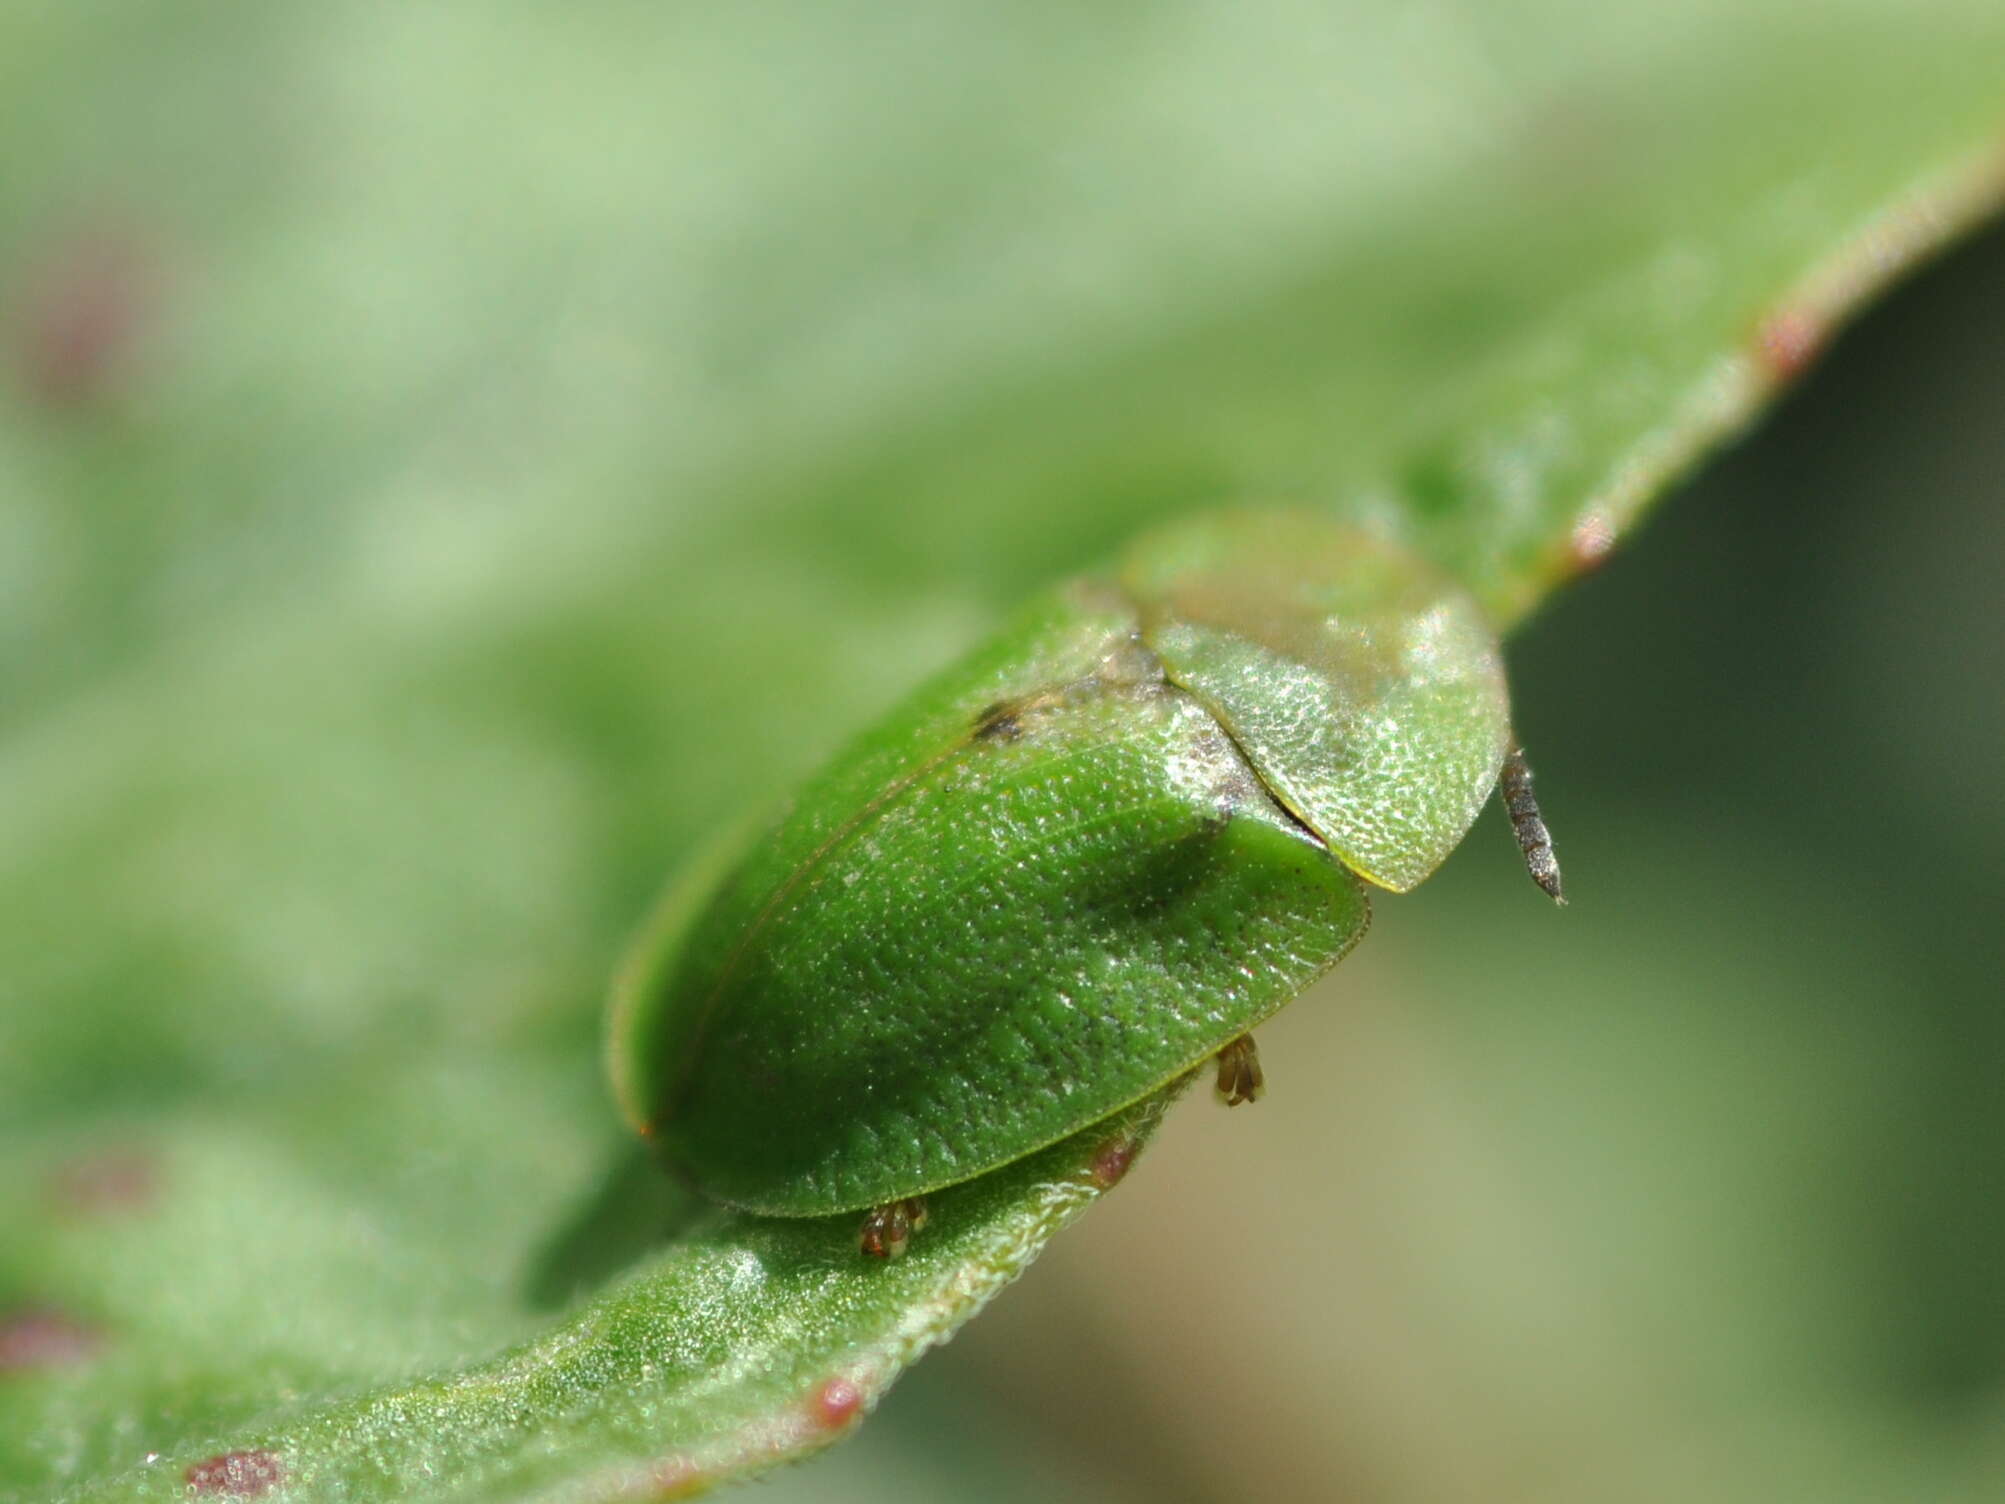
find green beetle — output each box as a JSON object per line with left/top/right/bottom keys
{"left": 608, "top": 510, "right": 1561, "bottom": 1257}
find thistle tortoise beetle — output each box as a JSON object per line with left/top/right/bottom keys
{"left": 608, "top": 510, "right": 1561, "bottom": 1258}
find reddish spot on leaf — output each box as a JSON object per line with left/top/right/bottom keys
{"left": 1567, "top": 511, "right": 1616, "bottom": 572}
{"left": 1755, "top": 306, "right": 1825, "bottom": 384}
{"left": 184, "top": 1451, "right": 284, "bottom": 1497}
{"left": 645, "top": 1458, "right": 705, "bottom": 1498}
{"left": 0, "top": 1307, "right": 102, "bottom": 1371}
{"left": 812, "top": 1376, "right": 863, "bottom": 1430}
{"left": 12, "top": 226, "right": 160, "bottom": 409}
{"left": 48, "top": 1150, "right": 159, "bottom": 1218}
{"left": 1088, "top": 1135, "right": 1140, "bottom": 1190}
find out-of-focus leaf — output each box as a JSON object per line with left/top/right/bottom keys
{"left": 5, "top": 1086, "right": 1166, "bottom": 1503}
{"left": 2, "top": 3, "right": 2002, "bottom": 1500}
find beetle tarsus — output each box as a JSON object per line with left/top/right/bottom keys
{"left": 1501, "top": 742, "right": 1564, "bottom": 905}
{"left": 1214, "top": 1034, "right": 1265, "bottom": 1106}
{"left": 858, "top": 1197, "right": 929, "bottom": 1259}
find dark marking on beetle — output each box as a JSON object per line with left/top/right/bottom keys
{"left": 970, "top": 700, "right": 1026, "bottom": 743}
{"left": 1213, "top": 1034, "right": 1265, "bottom": 1107}
{"left": 0, "top": 1306, "right": 102, "bottom": 1371}
{"left": 1093, "top": 816, "right": 1234, "bottom": 926}
{"left": 1199, "top": 798, "right": 1235, "bottom": 838}
{"left": 812, "top": 1376, "right": 864, "bottom": 1430}
{"left": 857, "top": 1197, "right": 928, "bottom": 1260}
{"left": 1755, "top": 306, "right": 1825, "bottom": 384}
{"left": 48, "top": 1150, "right": 158, "bottom": 1218}
{"left": 1088, "top": 1134, "right": 1141, "bottom": 1189}
{"left": 184, "top": 1451, "right": 283, "bottom": 1497}
{"left": 1501, "top": 744, "right": 1564, "bottom": 904}
{"left": 973, "top": 664, "right": 1170, "bottom": 748}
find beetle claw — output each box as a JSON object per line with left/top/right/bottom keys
{"left": 858, "top": 1197, "right": 929, "bottom": 1259}
{"left": 1213, "top": 1034, "right": 1265, "bottom": 1106}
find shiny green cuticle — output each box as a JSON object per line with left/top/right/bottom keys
{"left": 608, "top": 508, "right": 1556, "bottom": 1242}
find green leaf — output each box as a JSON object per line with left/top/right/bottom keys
{"left": 5, "top": 1083, "right": 1168, "bottom": 1503}
{"left": 3, "top": 4, "right": 2003, "bottom": 1500}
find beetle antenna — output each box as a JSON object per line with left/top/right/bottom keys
{"left": 1501, "top": 743, "right": 1564, "bottom": 905}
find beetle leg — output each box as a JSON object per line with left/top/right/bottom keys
{"left": 1500, "top": 743, "right": 1565, "bottom": 905}
{"left": 1213, "top": 1034, "right": 1264, "bottom": 1106}
{"left": 858, "top": 1197, "right": 929, "bottom": 1259}
{"left": 858, "top": 1203, "right": 911, "bottom": 1260}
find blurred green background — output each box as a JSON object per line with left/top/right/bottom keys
{"left": 807, "top": 219, "right": 2005, "bottom": 1504}
{"left": 4, "top": 4, "right": 2004, "bottom": 1501}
